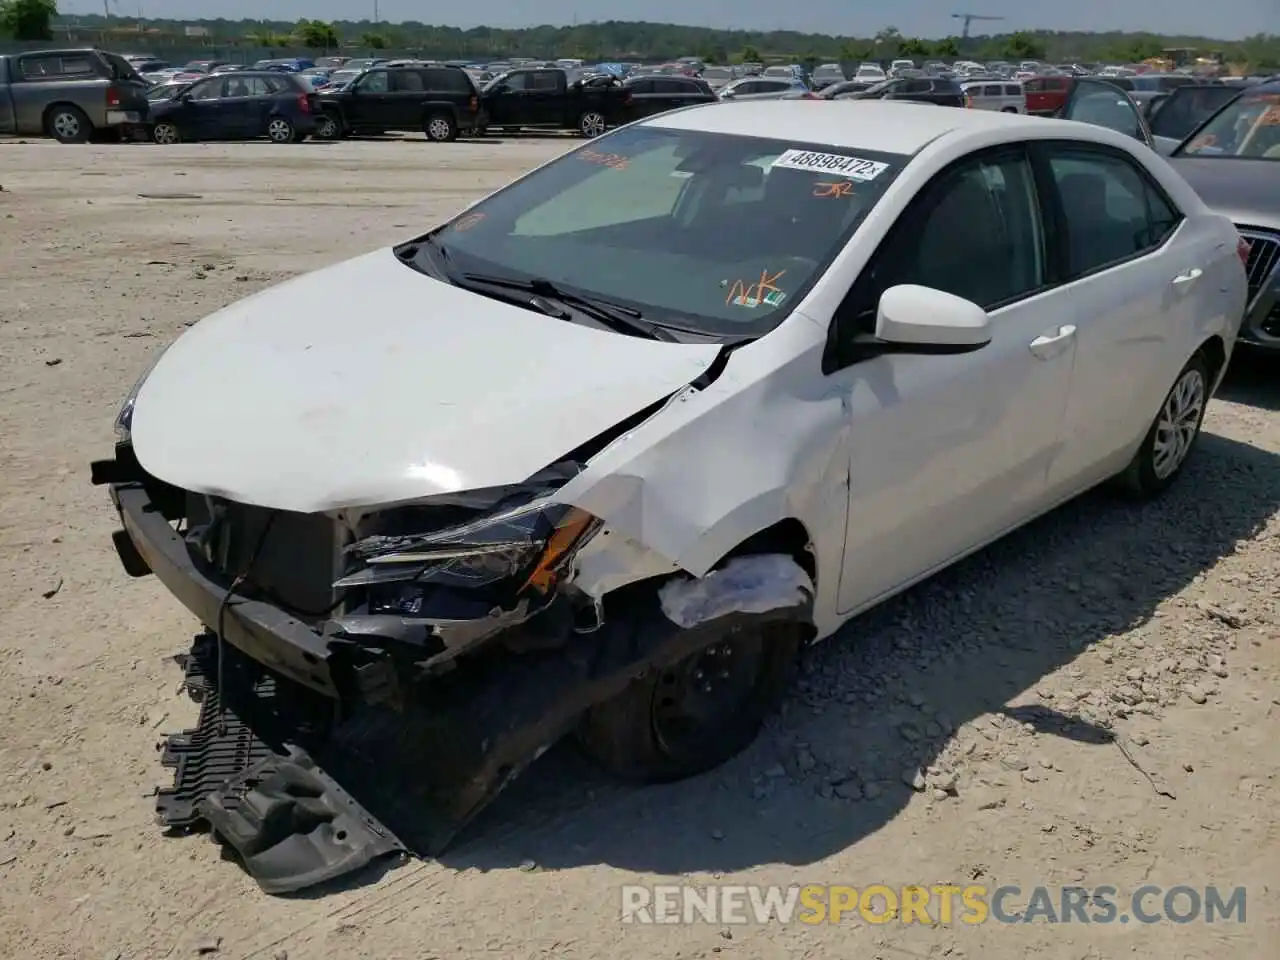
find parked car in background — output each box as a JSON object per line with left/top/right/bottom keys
{"left": 846, "top": 76, "right": 965, "bottom": 107}
{"left": 818, "top": 79, "right": 880, "bottom": 100}
{"left": 481, "top": 66, "right": 629, "bottom": 137}
{"left": 718, "top": 77, "right": 810, "bottom": 101}
{"left": 172, "top": 60, "right": 230, "bottom": 83}
{"left": 1167, "top": 78, "right": 1280, "bottom": 350}
{"left": 1026, "top": 74, "right": 1136, "bottom": 116}
{"left": 854, "top": 63, "right": 887, "bottom": 83}
{"left": 149, "top": 70, "right": 317, "bottom": 144}
{"left": 0, "top": 47, "right": 150, "bottom": 142}
{"left": 698, "top": 66, "right": 736, "bottom": 92}
{"left": 621, "top": 74, "right": 717, "bottom": 119}
{"left": 1048, "top": 77, "right": 1161, "bottom": 152}
{"left": 809, "top": 63, "right": 846, "bottom": 90}
{"left": 1147, "top": 84, "right": 1244, "bottom": 143}
{"left": 961, "top": 80, "right": 1025, "bottom": 112}
{"left": 316, "top": 64, "right": 483, "bottom": 142}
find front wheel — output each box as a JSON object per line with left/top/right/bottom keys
{"left": 1116, "top": 352, "right": 1211, "bottom": 498}
{"left": 266, "top": 117, "right": 295, "bottom": 144}
{"left": 152, "top": 121, "right": 181, "bottom": 145}
{"left": 576, "top": 619, "right": 801, "bottom": 781}
{"left": 424, "top": 112, "right": 458, "bottom": 142}
{"left": 578, "top": 110, "right": 607, "bottom": 138}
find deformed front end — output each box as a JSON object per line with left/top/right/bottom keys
{"left": 91, "top": 428, "right": 814, "bottom": 890}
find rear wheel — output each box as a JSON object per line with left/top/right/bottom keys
{"left": 577, "top": 619, "right": 802, "bottom": 781}
{"left": 1001, "top": 105, "right": 1018, "bottom": 113}
{"left": 1116, "top": 352, "right": 1210, "bottom": 498}
{"left": 424, "top": 112, "right": 458, "bottom": 142}
{"left": 152, "top": 121, "right": 180, "bottom": 145}
{"left": 314, "top": 112, "right": 341, "bottom": 140}
{"left": 47, "top": 105, "right": 92, "bottom": 143}
{"left": 266, "top": 117, "right": 295, "bottom": 144}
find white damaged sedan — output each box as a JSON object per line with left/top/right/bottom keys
{"left": 94, "top": 101, "right": 1247, "bottom": 848}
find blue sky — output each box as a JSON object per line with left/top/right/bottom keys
{"left": 67, "top": 0, "right": 1274, "bottom": 40}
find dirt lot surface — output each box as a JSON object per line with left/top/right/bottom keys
{"left": 1, "top": 139, "right": 1278, "bottom": 960}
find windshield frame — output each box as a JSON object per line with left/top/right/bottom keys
{"left": 409, "top": 126, "right": 910, "bottom": 339}
{"left": 1171, "top": 84, "right": 1280, "bottom": 160}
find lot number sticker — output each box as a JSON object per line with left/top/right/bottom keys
{"left": 771, "top": 149, "right": 889, "bottom": 181}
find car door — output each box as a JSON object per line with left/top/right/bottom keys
{"left": 388, "top": 68, "right": 427, "bottom": 129}
{"left": 348, "top": 69, "right": 391, "bottom": 126}
{"left": 184, "top": 76, "right": 228, "bottom": 138}
{"left": 1061, "top": 78, "right": 1154, "bottom": 149}
{"left": 1033, "top": 142, "right": 1196, "bottom": 495}
{"left": 487, "top": 70, "right": 536, "bottom": 124}
{"left": 218, "top": 74, "right": 262, "bottom": 137}
{"left": 528, "top": 69, "right": 566, "bottom": 124}
{"left": 830, "top": 147, "right": 1076, "bottom": 615}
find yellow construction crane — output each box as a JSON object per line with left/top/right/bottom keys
{"left": 951, "top": 12, "right": 1006, "bottom": 39}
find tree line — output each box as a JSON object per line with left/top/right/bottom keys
{"left": 2, "top": 1, "right": 1277, "bottom": 70}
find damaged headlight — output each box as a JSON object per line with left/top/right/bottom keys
{"left": 114, "top": 342, "right": 173, "bottom": 442}
{"left": 335, "top": 501, "right": 601, "bottom": 616}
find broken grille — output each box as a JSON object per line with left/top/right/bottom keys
{"left": 1238, "top": 228, "right": 1279, "bottom": 306}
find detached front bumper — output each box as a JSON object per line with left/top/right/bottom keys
{"left": 99, "top": 470, "right": 340, "bottom": 698}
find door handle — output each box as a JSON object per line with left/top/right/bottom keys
{"left": 1028, "top": 324, "right": 1077, "bottom": 359}
{"left": 1171, "top": 268, "right": 1203, "bottom": 286}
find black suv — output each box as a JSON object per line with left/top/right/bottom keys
{"left": 848, "top": 77, "right": 965, "bottom": 107}
{"left": 314, "top": 64, "right": 482, "bottom": 141}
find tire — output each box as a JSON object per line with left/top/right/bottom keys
{"left": 576, "top": 618, "right": 802, "bottom": 782}
{"left": 578, "top": 110, "right": 607, "bottom": 138}
{"left": 47, "top": 105, "right": 92, "bottom": 144}
{"left": 424, "top": 112, "right": 458, "bottom": 142}
{"left": 152, "top": 121, "right": 181, "bottom": 145}
{"left": 266, "top": 117, "right": 295, "bottom": 144}
{"left": 314, "top": 112, "right": 341, "bottom": 140}
{"left": 1116, "top": 352, "right": 1211, "bottom": 498}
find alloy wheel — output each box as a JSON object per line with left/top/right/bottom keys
{"left": 1152, "top": 368, "right": 1205, "bottom": 479}
{"left": 267, "top": 119, "right": 292, "bottom": 142}
{"left": 581, "top": 112, "right": 606, "bottom": 137}
{"left": 153, "top": 123, "right": 178, "bottom": 145}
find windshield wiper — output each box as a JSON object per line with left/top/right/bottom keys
{"left": 459, "top": 273, "right": 679, "bottom": 342}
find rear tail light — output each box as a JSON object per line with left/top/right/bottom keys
{"left": 1237, "top": 235, "right": 1251, "bottom": 267}
{"left": 623, "top": 91, "right": 633, "bottom": 105}
{"left": 469, "top": 94, "right": 478, "bottom": 112}
{"left": 106, "top": 85, "right": 122, "bottom": 108}
{"left": 298, "top": 93, "right": 311, "bottom": 113}
{"left": 964, "top": 93, "right": 973, "bottom": 107}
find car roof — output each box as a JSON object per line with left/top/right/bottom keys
{"left": 645, "top": 100, "right": 1095, "bottom": 155}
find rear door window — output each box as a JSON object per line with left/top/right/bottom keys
{"left": 426, "top": 68, "right": 472, "bottom": 93}
{"left": 393, "top": 70, "right": 425, "bottom": 92}
{"left": 1044, "top": 146, "right": 1183, "bottom": 277}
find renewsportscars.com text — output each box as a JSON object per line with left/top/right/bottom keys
{"left": 620, "top": 884, "right": 1247, "bottom": 925}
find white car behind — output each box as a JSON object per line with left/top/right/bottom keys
{"left": 99, "top": 101, "right": 1247, "bottom": 796}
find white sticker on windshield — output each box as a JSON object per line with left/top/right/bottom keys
{"left": 770, "top": 149, "right": 889, "bottom": 181}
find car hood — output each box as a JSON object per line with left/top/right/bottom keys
{"left": 130, "top": 249, "right": 722, "bottom": 513}
{"left": 1168, "top": 157, "right": 1280, "bottom": 230}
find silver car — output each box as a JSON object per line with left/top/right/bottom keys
{"left": 1168, "top": 79, "right": 1280, "bottom": 350}
{"left": 718, "top": 77, "right": 809, "bottom": 101}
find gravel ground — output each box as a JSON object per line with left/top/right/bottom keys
{"left": 0, "top": 139, "right": 1277, "bottom": 960}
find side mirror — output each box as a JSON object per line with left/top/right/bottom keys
{"left": 178, "top": 92, "right": 193, "bottom": 103}
{"left": 874, "top": 284, "right": 991, "bottom": 352}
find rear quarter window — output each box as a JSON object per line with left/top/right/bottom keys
{"left": 427, "top": 68, "right": 473, "bottom": 93}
